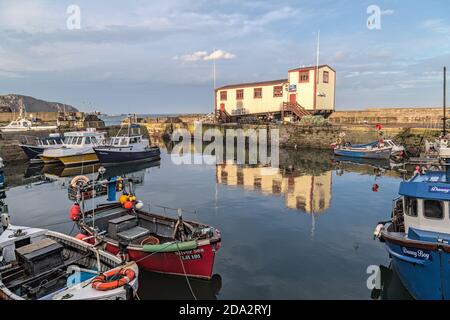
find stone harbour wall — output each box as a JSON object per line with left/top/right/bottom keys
{"left": 329, "top": 107, "right": 448, "bottom": 126}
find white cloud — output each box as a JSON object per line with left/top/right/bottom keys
{"left": 381, "top": 9, "right": 394, "bottom": 16}
{"left": 174, "top": 51, "right": 208, "bottom": 61}
{"left": 174, "top": 49, "right": 236, "bottom": 62}
{"left": 422, "top": 19, "right": 450, "bottom": 35}
{"left": 204, "top": 50, "right": 236, "bottom": 61}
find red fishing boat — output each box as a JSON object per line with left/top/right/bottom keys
{"left": 68, "top": 176, "right": 221, "bottom": 279}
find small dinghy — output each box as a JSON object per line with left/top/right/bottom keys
{"left": 68, "top": 174, "right": 221, "bottom": 279}
{"left": 334, "top": 141, "right": 392, "bottom": 160}
{"left": 0, "top": 216, "right": 139, "bottom": 300}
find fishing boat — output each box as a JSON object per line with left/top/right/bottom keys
{"left": 0, "top": 216, "right": 139, "bottom": 300}
{"left": 0, "top": 119, "right": 57, "bottom": 133}
{"left": 19, "top": 134, "right": 64, "bottom": 163}
{"left": 40, "top": 129, "right": 105, "bottom": 166}
{"left": 0, "top": 104, "right": 57, "bottom": 133}
{"left": 373, "top": 146, "right": 450, "bottom": 299}
{"left": 334, "top": 142, "right": 392, "bottom": 160}
{"left": 93, "top": 123, "right": 160, "bottom": 164}
{"left": 69, "top": 175, "right": 221, "bottom": 279}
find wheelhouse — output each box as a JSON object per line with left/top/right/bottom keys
{"left": 5, "top": 120, "right": 32, "bottom": 129}
{"left": 395, "top": 171, "right": 450, "bottom": 234}
{"left": 63, "top": 132, "right": 104, "bottom": 147}
{"left": 105, "top": 135, "right": 143, "bottom": 147}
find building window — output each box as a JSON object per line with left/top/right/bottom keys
{"left": 424, "top": 200, "right": 444, "bottom": 219}
{"left": 404, "top": 197, "right": 418, "bottom": 217}
{"left": 273, "top": 86, "right": 283, "bottom": 97}
{"left": 299, "top": 71, "right": 309, "bottom": 83}
{"left": 323, "top": 71, "right": 329, "bottom": 83}
{"left": 254, "top": 88, "right": 262, "bottom": 99}
{"left": 220, "top": 91, "right": 227, "bottom": 101}
{"left": 236, "top": 89, "right": 244, "bottom": 100}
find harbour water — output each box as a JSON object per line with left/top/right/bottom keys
{"left": 3, "top": 147, "right": 412, "bottom": 299}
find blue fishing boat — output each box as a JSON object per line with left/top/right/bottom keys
{"left": 334, "top": 143, "right": 392, "bottom": 159}
{"left": 374, "top": 150, "right": 450, "bottom": 299}
{"left": 93, "top": 121, "right": 160, "bottom": 164}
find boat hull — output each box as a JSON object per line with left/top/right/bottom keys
{"left": 42, "top": 153, "right": 99, "bottom": 166}
{"left": 382, "top": 230, "right": 450, "bottom": 300}
{"left": 20, "top": 145, "right": 45, "bottom": 160}
{"left": 334, "top": 147, "right": 392, "bottom": 159}
{"left": 0, "top": 126, "right": 57, "bottom": 133}
{"left": 104, "top": 241, "right": 217, "bottom": 279}
{"left": 94, "top": 147, "right": 161, "bottom": 164}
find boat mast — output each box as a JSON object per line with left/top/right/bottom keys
{"left": 444, "top": 66, "right": 447, "bottom": 136}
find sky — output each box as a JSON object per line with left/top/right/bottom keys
{"left": 0, "top": 0, "right": 449, "bottom": 113}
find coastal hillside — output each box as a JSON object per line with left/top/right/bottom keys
{"left": 0, "top": 94, "right": 78, "bottom": 113}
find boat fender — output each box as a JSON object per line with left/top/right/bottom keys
{"left": 70, "top": 175, "right": 89, "bottom": 188}
{"left": 135, "top": 200, "right": 144, "bottom": 210}
{"left": 373, "top": 224, "right": 384, "bottom": 240}
{"left": 92, "top": 268, "right": 136, "bottom": 291}
{"left": 70, "top": 203, "right": 81, "bottom": 221}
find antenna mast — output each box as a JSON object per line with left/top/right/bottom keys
{"left": 444, "top": 66, "right": 447, "bottom": 136}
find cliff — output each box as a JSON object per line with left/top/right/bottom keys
{"left": 0, "top": 94, "right": 78, "bottom": 113}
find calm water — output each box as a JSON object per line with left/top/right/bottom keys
{"left": 2, "top": 148, "right": 413, "bottom": 299}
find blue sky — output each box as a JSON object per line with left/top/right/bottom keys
{"left": 0, "top": 0, "right": 449, "bottom": 113}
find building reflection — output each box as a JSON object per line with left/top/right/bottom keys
{"left": 216, "top": 164, "right": 332, "bottom": 215}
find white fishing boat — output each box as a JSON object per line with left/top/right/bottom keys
{"left": 0, "top": 118, "right": 57, "bottom": 132}
{"left": 0, "top": 215, "right": 139, "bottom": 300}
{"left": 40, "top": 129, "right": 105, "bottom": 166}
{"left": 0, "top": 103, "right": 57, "bottom": 132}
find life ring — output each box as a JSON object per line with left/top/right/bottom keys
{"left": 91, "top": 268, "right": 136, "bottom": 291}
{"left": 70, "top": 175, "right": 90, "bottom": 188}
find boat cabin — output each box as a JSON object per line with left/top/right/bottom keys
{"left": 63, "top": 131, "right": 105, "bottom": 147}
{"left": 396, "top": 171, "right": 450, "bottom": 235}
{"left": 106, "top": 135, "right": 143, "bottom": 147}
{"left": 4, "top": 119, "right": 33, "bottom": 129}
{"left": 21, "top": 135, "right": 64, "bottom": 147}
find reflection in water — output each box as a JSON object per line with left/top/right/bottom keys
{"left": 371, "top": 264, "right": 413, "bottom": 300}
{"left": 216, "top": 164, "right": 332, "bottom": 215}
{"left": 138, "top": 272, "right": 222, "bottom": 300}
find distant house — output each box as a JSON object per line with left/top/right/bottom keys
{"left": 215, "top": 65, "right": 335, "bottom": 122}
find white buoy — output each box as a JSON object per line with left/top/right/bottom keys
{"left": 135, "top": 201, "right": 144, "bottom": 210}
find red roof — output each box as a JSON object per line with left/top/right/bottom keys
{"left": 216, "top": 79, "right": 288, "bottom": 91}
{"left": 288, "top": 64, "right": 336, "bottom": 73}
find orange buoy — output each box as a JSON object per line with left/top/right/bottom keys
{"left": 92, "top": 268, "right": 136, "bottom": 291}
{"left": 119, "top": 194, "right": 128, "bottom": 204}
{"left": 70, "top": 203, "right": 81, "bottom": 221}
{"left": 123, "top": 201, "right": 133, "bottom": 210}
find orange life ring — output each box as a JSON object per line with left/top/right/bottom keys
{"left": 91, "top": 268, "right": 136, "bottom": 291}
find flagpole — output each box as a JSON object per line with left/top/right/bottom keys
{"left": 316, "top": 30, "right": 320, "bottom": 85}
